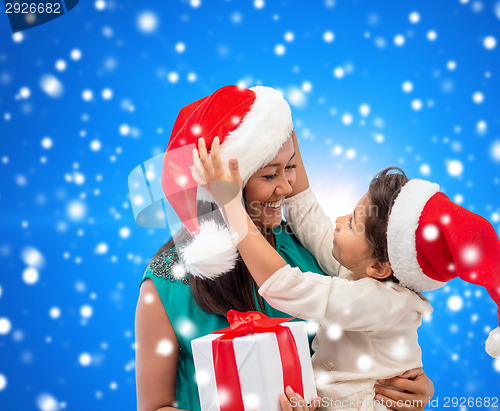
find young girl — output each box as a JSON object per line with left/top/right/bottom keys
{"left": 192, "top": 137, "right": 430, "bottom": 410}
{"left": 192, "top": 136, "right": 500, "bottom": 410}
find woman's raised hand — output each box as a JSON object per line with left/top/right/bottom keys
{"left": 192, "top": 137, "right": 243, "bottom": 206}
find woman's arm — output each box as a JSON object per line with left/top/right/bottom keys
{"left": 287, "top": 130, "right": 310, "bottom": 198}
{"left": 284, "top": 188, "right": 340, "bottom": 276}
{"left": 135, "top": 279, "right": 187, "bottom": 411}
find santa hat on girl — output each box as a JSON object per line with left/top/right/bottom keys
{"left": 161, "top": 85, "right": 293, "bottom": 279}
{"left": 387, "top": 179, "right": 500, "bottom": 358}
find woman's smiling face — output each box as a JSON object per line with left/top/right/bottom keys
{"left": 244, "top": 137, "right": 296, "bottom": 231}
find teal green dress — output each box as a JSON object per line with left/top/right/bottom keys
{"left": 140, "top": 222, "right": 329, "bottom": 411}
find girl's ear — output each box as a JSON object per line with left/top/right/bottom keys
{"left": 366, "top": 260, "right": 392, "bottom": 280}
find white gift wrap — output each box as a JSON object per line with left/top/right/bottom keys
{"left": 192, "top": 321, "right": 317, "bottom": 411}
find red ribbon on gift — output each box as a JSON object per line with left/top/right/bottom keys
{"left": 210, "top": 310, "right": 304, "bottom": 411}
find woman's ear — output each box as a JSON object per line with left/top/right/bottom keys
{"left": 366, "top": 260, "right": 392, "bottom": 280}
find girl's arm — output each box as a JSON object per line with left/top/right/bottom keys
{"left": 193, "top": 137, "right": 288, "bottom": 287}
{"left": 135, "top": 279, "right": 187, "bottom": 411}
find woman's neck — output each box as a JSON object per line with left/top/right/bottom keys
{"left": 261, "top": 226, "right": 276, "bottom": 248}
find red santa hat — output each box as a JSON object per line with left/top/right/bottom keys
{"left": 161, "top": 85, "right": 293, "bottom": 279}
{"left": 387, "top": 179, "right": 500, "bottom": 358}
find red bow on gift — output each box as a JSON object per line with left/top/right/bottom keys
{"left": 211, "top": 310, "right": 304, "bottom": 411}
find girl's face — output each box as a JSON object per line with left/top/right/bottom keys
{"left": 332, "top": 193, "right": 375, "bottom": 279}
{"left": 244, "top": 137, "right": 296, "bottom": 231}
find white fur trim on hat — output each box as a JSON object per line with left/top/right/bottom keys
{"left": 218, "top": 86, "right": 293, "bottom": 187}
{"left": 486, "top": 327, "right": 500, "bottom": 358}
{"left": 179, "top": 220, "right": 239, "bottom": 279}
{"left": 196, "top": 184, "right": 213, "bottom": 202}
{"left": 387, "top": 179, "right": 448, "bottom": 292}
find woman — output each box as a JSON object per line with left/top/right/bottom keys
{"left": 135, "top": 85, "right": 434, "bottom": 411}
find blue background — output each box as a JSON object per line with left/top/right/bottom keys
{"left": 1, "top": 0, "right": 500, "bottom": 410}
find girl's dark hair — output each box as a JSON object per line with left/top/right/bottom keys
{"left": 149, "top": 193, "right": 268, "bottom": 317}
{"left": 365, "top": 167, "right": 409, "bottom": 281}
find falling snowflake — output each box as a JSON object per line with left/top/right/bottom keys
{"left": 423, "top": 224, "right": 439, "bottom": 241}
{"left": 356, "top": 354, "right": 373, "bottom": 371}
{"left": 323, "top": 31, "right": 335, "bottom": 42}
{"left": 79, "top": 353, "right": 92, "bottom": 366}
{"left": 327, "top": 323, "right": 343, "bottom": 340}
{"left": 409, "top": 11, "right": 420, "bottom": 23}
{"left": 447, "top": 295, "right": 464, "bottom": 312}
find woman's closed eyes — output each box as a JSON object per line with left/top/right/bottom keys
{"left": 263, "top": 164, "right": 297, "bottom": 180}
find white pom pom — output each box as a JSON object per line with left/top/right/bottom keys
{"left": 180, "top": 220, "right": 238, "bottom": 279}
{"left": 485, "top": 327, "right": 500, "bottom": 358}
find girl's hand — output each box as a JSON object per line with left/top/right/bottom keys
{"left": 192, "top": 137, "right": 243, "bottom": 206}
{"left": 374, "top": 368, "right": 434, "bottom": 411}
{"left": 279, "top": 386, "right": 321, "bottom": 411}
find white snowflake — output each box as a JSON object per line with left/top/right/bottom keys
{"left": 79, "top": 353, "right": 92, "bottom": 366}
{"left": 420, "top": 164, "right": 431, "bottom": 176}
{"left": 119, "top": 227, "right": 131, "bottom": 238}
{"left": 36, "top": 393, "right": 60, "bottom": 411}
{"left": 21, "top": 246, "right": 45, "bottom": 268}
{"left": 137, "top": 12, "right": 159, "bottom": 33}
{"left": 342, "top": 113, "right": 353, "bottom": 125}
{"left": 447, "top": 295, "right": 463, "bottom": 312}
{"left": 409, "top": 11, "right": 420, "bottom": 23}
{"left": 446, "top": 160, "right": 464, "bottom": 177}
{"left": 472, "top": 91, "right": 484, "bottom": 104}
{"left": 476, "top": 120, "right": 487, "bottom": 135}
{"left": 483, "top": 36, "right": 496, "bottom": 50}
{"left": 0, "top": 317, "right": 12, "bottom": 335}
{"left": 356, "top": 354, "right": 373, "bottom": 371}
{"left": 274, "top": 44, "right": 286, "bottom": 56}
{"left": 447, "top": 60, "right": 457, "bottom": 70}
{"left": 411, "top": 99, "right": 423, "bottom": 111}
{"left": 346, "top": 148, "right": 356, "bottom": 159}
{"left": 427, "top": 30, "right": 437, "bottom": 41}
{"left": 102, "top": 88, "right": 113, "bottom": 100}
{"left": 394, "top": 34, "right": 405, "bottom": 46}
{"left": 80, "top": 305, "right": 93, "bottom": 318}
{"left": 423, "top": 224, "right": 439, "bottom": 241}
{"left": 333, "top": 67, "right": 345, "bottom": 78}
{"left": 254, "top": 0, "right": 265, "bottom": 9}
{"left": 90, "top": 140, "right": 101, "bottom": 151}
{"left": 323, "top": 31, "right": 335, "bottom": 42}
{"left": 23, "top": 267, "right": 39, "bottom": 285}
{"left": 491, "top": 141, "right": 500, "bottom": 162}
{"left": 462, "top": 246, "right": 480, "bottom": 264}
{"left": 49, "top": 307, "right": 61, "bottom": 319}
{"left": 67, "top": 201, "right": 86, "bottom": 221}
{"left": 95, "top": 243, "right": 108, "bottom": 255}
{"left": 175, "top": 42, "right": 186, "bottom": 53}
{"left": 359, "top": 104, "right": 370, "bottom": 116}
{"left": 327, "top": 323, "right": 343, "bottom": 340}
{"left": 0, "top": 374, "right": 6, "bottom": 391}
{"left": 156, "top": 339, "right": 174, "bottom": 357}
{"left": 40, "top": 75, "right": 64, "bottom": 98}
{"left": 71, "top": 50, "right": 81, "bottom": 63}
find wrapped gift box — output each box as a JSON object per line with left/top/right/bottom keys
{"left": 192, "top": 314, "right": 317, "bottom": 411}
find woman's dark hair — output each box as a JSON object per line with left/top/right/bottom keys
{"left": 149, "top": 193, "right": 268, "bottom": 317}
{"left": 365, "top": 167, "right": 409, "bottom": 282}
